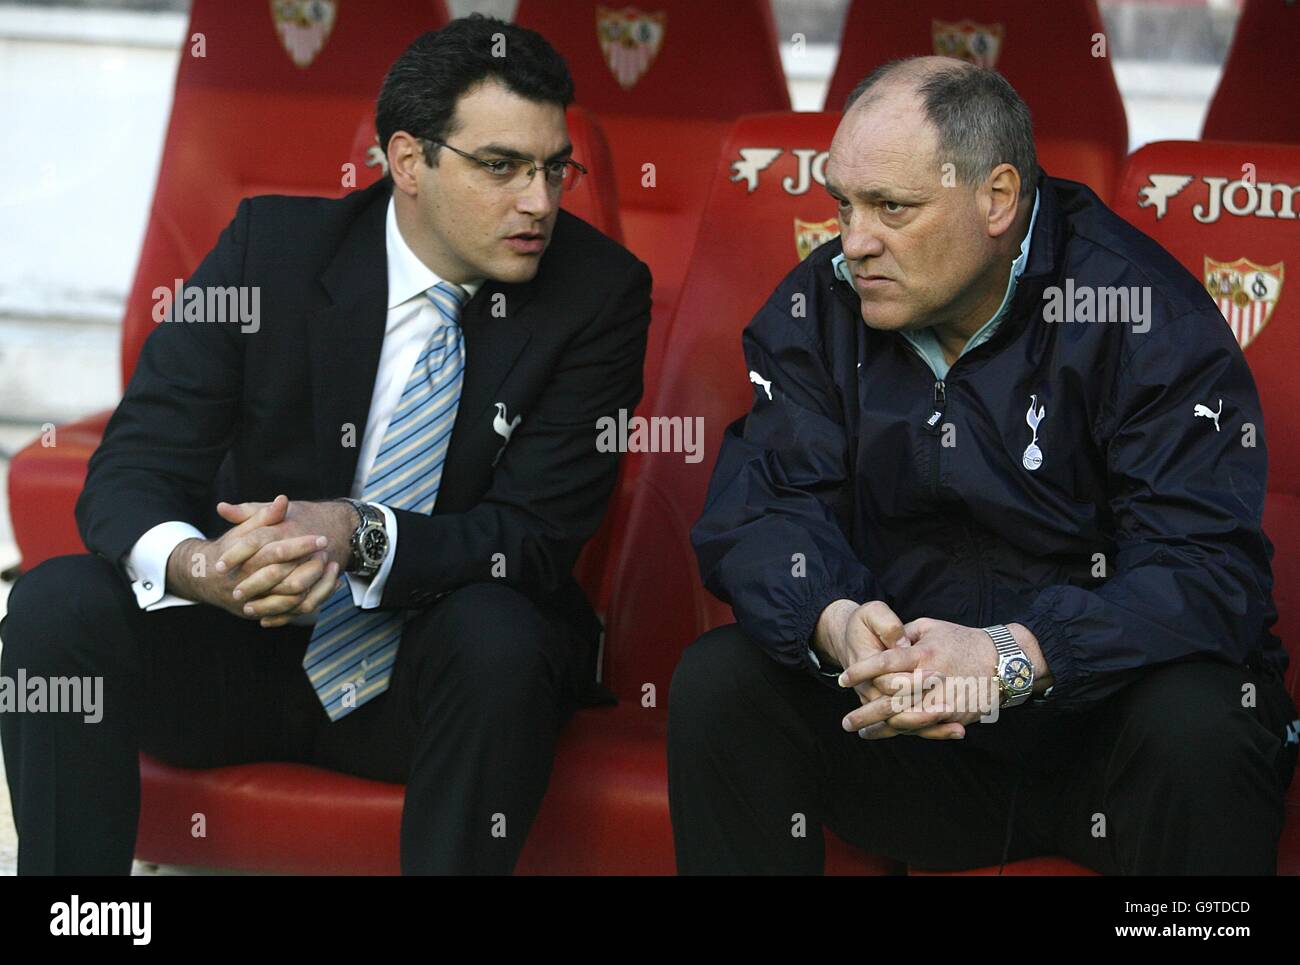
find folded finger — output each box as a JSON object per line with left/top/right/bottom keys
{"left": 841, "top": 693, "right": 898, "bottom": 732}
{"left": 233, "top": 560, "right": 297, "bottom": 601}
{"left": 242, "top": 534, "right": 328, "bottom": 573}
{"left": 270, "top": 556, "right": 326, "bottom": 597}
{"left": 293, "top": 561, "right": 341, "bottom": 617}
{"left": 240, "top": 592, "right": 306, "bottom": 619}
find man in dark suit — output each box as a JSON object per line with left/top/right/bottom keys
{"left": 0, "top": 15, "right": 651, "bottom": 875}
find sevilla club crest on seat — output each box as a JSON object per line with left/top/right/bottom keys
{"left": 1204, "top": 256, "right": 1284, "bottom": 349}
{"left": 932, "top": 19, "right": 1003, "bottom": 69}
{"left": 597, "top": 6, "right": 666, "bottom": 89}
{"left": 794, "top": 217, "right": 839, "bottom": 261}
{"left": 270, "top": 0, "right": 337, "bottom": 68}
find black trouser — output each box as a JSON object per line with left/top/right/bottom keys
{"left": 0, "top": 554, "right": 583, "bottom": 875}
{"left": 668, "top": 623, "right": 1299, "bottom": 875}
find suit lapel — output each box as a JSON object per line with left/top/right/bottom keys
{"left": 307, "top": 183, "right": 390, "bottom": 498}
{"left": 434, "top": 278, "right": 536, "bottom": 508}
{"left": 307, "top": 181, "right": 541, "bottom": 502}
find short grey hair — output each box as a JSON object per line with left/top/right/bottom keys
{"left": 844, "top": 57, "right": 1039, "bottom": 198}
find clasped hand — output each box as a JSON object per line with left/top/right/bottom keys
{"left": 816, "top": 601, "right": 1001, "bottom": 741}
{"left": 167, "top": 494, "right": 356, "bottom": 627}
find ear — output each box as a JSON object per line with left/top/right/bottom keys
{"left": 386, "top": 131, "right": 427, "bottom": 197}
{"left": 981, "top": 162, "right": 1023, "bottom": 240}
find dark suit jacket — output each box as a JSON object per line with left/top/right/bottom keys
{"left": 76, "top": 177, "right": 652, "bottom": 701}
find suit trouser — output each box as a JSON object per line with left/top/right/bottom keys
{"left": 0, "top": 553, "right": 582, "bottom": 875}
{"left": 668, "top": 623, "right": 1299, "bottom": 875}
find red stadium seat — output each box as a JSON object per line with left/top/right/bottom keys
{"left": 513, "top": 0, "right": 791, "bottom": 401}
{"left": 595, "top": 111, "right": 892, "bottom": 873}
{"left": 604, "top": 111, "right": 845, "bottom": 697}
{"left": 823, "top": 0, "right": 1128, "bottom": 200}
{"left": 1202, "top": 0, "right": 1300, "bottom": 144}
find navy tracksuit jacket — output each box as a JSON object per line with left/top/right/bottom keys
{"left": 691, "top": 175, "right": 1287, "bottom": 710}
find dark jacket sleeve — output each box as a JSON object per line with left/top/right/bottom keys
{"left": 1012, "top": 309, "right": 1277, "bottom": 708}
{"left": 380, "top": 259, "right": 652, "bottom": 607}
{"left": 691, "top": 277, "right": 876, "bottom": 681}
{"left": 75, "top": 200, "right": 249, "bottom": 576}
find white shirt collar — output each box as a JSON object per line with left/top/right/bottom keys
{"left": 385, "top": 195, "right": 483, "bottom": 310}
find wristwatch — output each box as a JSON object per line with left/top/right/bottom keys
{"left": 983, "top": 624, "right": 1034, "bottom": 709}
{"left": 340, "top": 498, "right": 388, "bottom": 578}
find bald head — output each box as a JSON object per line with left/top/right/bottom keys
{"left": 843, "top": 55, "right": 955, "bottom": 112}
{"left": 844, "top": 56, "right": 1038, "bottom": 199}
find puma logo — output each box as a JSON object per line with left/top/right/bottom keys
{"left": 748, "top": 370, "right": 773, "bottom": 401}
{"left": 1193, "top": 399, "right": 1222, "bottom": 432}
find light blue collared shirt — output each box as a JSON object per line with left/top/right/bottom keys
{"left": 831, "top": 188, "right": 1040, "bottom": 380}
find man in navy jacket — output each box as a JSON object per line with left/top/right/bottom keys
{"left": 669, "top": 56, "right": 1297, "bottom": 874}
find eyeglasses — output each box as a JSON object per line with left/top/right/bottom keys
{"left": 424, "top": 139, "right": 587, "bottom": 193}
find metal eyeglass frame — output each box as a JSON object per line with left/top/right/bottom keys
{"left": 423, "top": 138, "right": 587, "bottom": 192}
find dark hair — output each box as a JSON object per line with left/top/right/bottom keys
{"left": 844, "top": 57, "right": 1039, "bottom": 198}
{"left": 376, "top": 14, "right": 575, "bottom": 166}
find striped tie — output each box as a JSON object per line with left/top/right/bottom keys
{"left": 303, "top": 281, "right": 468, "bottom": 721}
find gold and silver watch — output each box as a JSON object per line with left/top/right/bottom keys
{"left": 983, "top": 624, "right": 1034, "bottom": 709}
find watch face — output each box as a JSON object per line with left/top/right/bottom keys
{"left": 360, "top": 527, "right": 388, "bottom": 563}
{"left": 1002, "top": 656, "right": 1034, "bottom": 694}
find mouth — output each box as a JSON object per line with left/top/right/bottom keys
{"left": 853, "top": 273, "right": 894, "bottom": 290}
{"left": 504, "top": 231, "right": 547, "bottom": 255}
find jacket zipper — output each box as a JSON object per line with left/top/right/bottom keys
{"left": 928, "top": 379, "right": 945, "bottom": 499}
{"left": 833, "top": 272, "right": 995, "bottom": 626}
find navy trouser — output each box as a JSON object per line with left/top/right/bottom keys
{"left": 0, "top": 554, "right": 583, "bottom": 875}
{"left": 668, "top": 623, "right": 1298, "bottom": 875}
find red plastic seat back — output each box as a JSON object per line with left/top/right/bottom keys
{"left": 1202, "top": 0, "right": 1300, "bottom": 143}
{"left": 603, "top": 112, "right": 844, "bottom": 698}
{"left": 514, "top": 1, "right": 790, "bottom": 340}
{"left": 1115, "top": 140, "right": 1300, "bottom": 701}
{"left": 513, "top": 0, "right": 787, "bottom": 118}
{"left": 824, "top": 0, "right": 1127, "bottom": 199}
{"left": 120, "top": 0, "right": 448, "bottom": 385}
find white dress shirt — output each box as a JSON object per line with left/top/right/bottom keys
{"left": 125, "top": 197, "right": 481, "bottom": 621}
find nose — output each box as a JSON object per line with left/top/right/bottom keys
{"left": 839, "top": 209, "right": 884, "bottom": 263}
{"left": 515, "top": 169, "right": 557, "bottom": 220}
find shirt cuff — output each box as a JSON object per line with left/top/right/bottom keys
{"left": 344, "top": 501, "right": 397, "bottom": 609}
{"left": 125, "top": 520, "right": 206, "bottom": 611}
